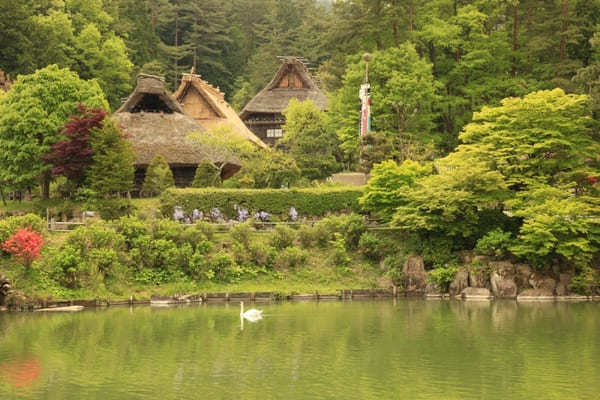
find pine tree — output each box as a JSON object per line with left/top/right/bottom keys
{"left": 142, "top": 154, "right": 175, "bottom": 196}
{"left": 86, "top": 118, "right": 135, "bottom": 197}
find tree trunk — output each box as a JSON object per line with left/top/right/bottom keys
{"left": 559, "top": 0, "right": 568, "bottom": 61}
{"left": 41, "top": 175, "right": 50, "bottom": 200}
{"left": 409, "top": 4, "right": 414, "bottom": 39}
{"left": 512, "top": 5, "right": 519, "bottom": 76}
{"left": 392, "top": 20, "right": 399, "bottom": 47}
{"left": 0, "top": 185, "right": 6, "bottom": 206}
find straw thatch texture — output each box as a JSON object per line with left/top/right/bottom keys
{"left": 173, "top": 74, "right": 267, "bottom": 148}
{"left": 115, "top": 74, "right": 242, "bottom": 183}
{"left": 239, "top": 57, "right": 328, "bottom": 120}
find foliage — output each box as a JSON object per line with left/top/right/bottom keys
{"left": 428, "top": 266, "right": 459, "bottom": 292}
{"left": 0, "top": 214, "right": 46, "bottom": 244}
{"left": 279, "top": 99, "right": 340, "bottom": 180}
{"left": 270, "top": 225, "right": 296, "bottom": 250}
{"left": 329, "top": 45, "right": 441, "bottom": 166}
{"left": 95, "top": 198, "right": 135, "bottom": 220}
{"left": 360, "top": 160, "right": 432, "bottom": 221}
{"left": 569, "top": 266, "right": 599, "bottom": 295}
{"left": 330, "top": 233, "right": 351, "bottom": 269}
{"left": 192, "top": 162, "right": 221, "bottom": 188}
{"left": 227, "top": 150, "right": 301, "bottom": 189}
{"left": 230, "top": 222, "right": 253, "bottom": 248}
{"left": 44, "top": 105, "right": 107, "bottom": 188}
{"left": 357, "top": 232, "right": 383, "bottom": 261}
{"left": 0, "top": 65, "right": 107, "bottom": 194}
{"left": 274, "top": 247, "right": 308, "bottom": 270}
{"left": 313, "top": 214, "right": 367, "bottom": 250}
{"left": 160, "top": 187, "right": 363, "bottom": 219}
{"left": 1, "top": 228, "right": 44, "bottom": 267}
{"left": 474, "top": 229, "right": 514, "bottom": 259}
{"left": 142, "top": 154, "right": 175, "bottom": 196}
{"left": 86, "top": 118, "right": 135, "bottom": 196}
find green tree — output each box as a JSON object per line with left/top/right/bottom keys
{"left": 279, "top": 99, "right": 340, "bottom": 180}
{"left": 86, "top": 118, "right": 135, "bottom": 197}
{"left": 0, "top": 65, "right": 107, "bottom": 198}
{"left": 142, "top": 154, "right": 175, "bottom": 196}
{"left": 329, "top": 44, "right": 441, "bottom": 167}
{"left": 192, "top": 162, "right": 221, "bottom": 188}
{"left": 386, "top": 89, "right": 600, "bottom": 266}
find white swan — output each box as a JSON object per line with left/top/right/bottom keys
{"left": 240, "top": 301, "right": 263, "bottom": 322}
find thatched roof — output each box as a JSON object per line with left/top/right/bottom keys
{"left": 173, "top": 73, "right": 267, "bottom": 148}
{"left": 239, "top": 57, "right": 328, "bottom": 119}
{"left": 115, "top": 75, "right": 241, "bottom": 179}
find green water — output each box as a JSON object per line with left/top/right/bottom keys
{"left": 0, "top": 300, "right": 598, "bottom": 399}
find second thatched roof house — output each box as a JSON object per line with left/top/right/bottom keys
{"left": 115, "top": 74, "right": 241, "bottom": 188}
{"left": 240, "top": 57, "right": 328, "bottom": 145}
{"left": 173, "top": 73, "right": 267, "bottom": 148}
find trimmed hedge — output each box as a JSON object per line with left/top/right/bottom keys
{"left": 160, "top": 187, "right": 364, "bottom": 219}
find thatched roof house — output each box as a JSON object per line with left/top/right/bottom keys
{"left": 173, "top": 73, "right": 267, "bottom": 148}
{"left": 240, "top": 57, "right": 328, "bottom": 145}
{"left": 115, "top": 74, "right": 241, "bottom": 188}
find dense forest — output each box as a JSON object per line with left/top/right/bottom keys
{"left": 2, "top": 0, "right": 600, "bottom": 149}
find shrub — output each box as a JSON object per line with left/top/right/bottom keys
{"left": 475, "top": 229, "right": 513, "bottom": 259}
{"left": 95, "top": 198, "right": 135, "bottom": 220}
{"left": 358, "top": 232, "right": 383, "bottom": 260}
{"left": 0, "top": 214, "right": 45, "bottom": 244}
{"left": 194, "top": 221, "right": 215, "bottom": 241}
{"left": 274, "top": 247, "right": 308, "bottom": 269}
{"left": 160, "top": 187, "right": 363, "bottom": 219}
{"left": 428, "top": 266, "right": 458, "bottom": 292}
{"left": 330, "top": 233, "right": 351, "bottom": 268}
{"left": 249, "top": 242, "right": 275, "bottom": 267}
{"left": 142, "top": 154, "right": 175, "bottom": 196}
{"left": 314, "top": 214, "right": 367, "bottom": 249}
{"left": 151, "top": 219, "right": 185, "bottom": 244}
{"left": 230, "top": 222, "right": 253, "bottom": 248}
{"left": 297, "top": 225, "right": 317, "bottom": 248}
{"left": 270, "top": 225, "right": 296, "bottom": 250}
{"left": 114, "top": 216, "right": 149, "bottom": 247}
{"left": 570, "top": 266, "right": 599, "bottom": 295}
{"left": 192, "top": 162, "right": 221, "bottom": 187}
{"left": 1, "top": 228, "right": 44, "bottom": 267}
{"left": 207, "top": 251, "right": 240, "bottom": 282}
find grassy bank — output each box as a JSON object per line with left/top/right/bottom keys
{"left": 0, "top": 213, "right": 398, "bottom": 305}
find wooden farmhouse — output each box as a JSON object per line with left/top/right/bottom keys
{"left": 240, "top": 57, "right": 328, "bottom": 145}
{"left": 115, "top": 74, "right": 241, "bottom": 189}
{"left": 173, "top": 73, "right": 267, "bottom": 148}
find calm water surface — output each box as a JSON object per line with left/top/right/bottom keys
{"left": 0, "top": 300, "right": 598, "bottom": 399}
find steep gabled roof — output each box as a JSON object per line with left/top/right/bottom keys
{"left": 239, "top": 57, "right": 328, "bottom": 120}
{"left": 173, "top": 73, "right": 267, "bottom": 148}
{"left": 116, "top": 74, "right": 184, "bottom": 114}
{"left": 115, "top": 74, "right": 241, "bottom": 179}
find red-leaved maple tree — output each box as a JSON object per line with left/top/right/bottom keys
{"left": 44, "top": 104, "right": 107, "bottom": 185}
{"left": 1, "top": 228, "right": 44, "bottom": 267}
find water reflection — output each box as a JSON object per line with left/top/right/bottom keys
{"left": 0, "top": 300, "right": 598, "bottom": 399}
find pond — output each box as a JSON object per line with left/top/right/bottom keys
{"left": 0, "top": 300, "right": 598, "bottom": 399}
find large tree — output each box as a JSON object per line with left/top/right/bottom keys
{"left": 0, "top": 65, "right": 107, "bottom": 198}
{"left": 279, "top": 99, "right": 340, "bottom": 180}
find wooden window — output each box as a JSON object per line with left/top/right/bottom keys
{"left": 266, "top": 129, "right": 283, "bottom": 138}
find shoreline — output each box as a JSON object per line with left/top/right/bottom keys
{"left": 4, "top": 289, "right": 600, "bottom": 312}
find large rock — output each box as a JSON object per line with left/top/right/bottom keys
{"left": 461, "top": 287, "right": 492, "bottom": 300}
{"left": 468, "top": 269, "right": 489, "bottom": 288}
{"left": 514, "top": 264, "right": 533, "bottom": 289}
{"left": 401, "top": 255, "right": 428, "bottom": 291}
{"left": 529, "top": 273, "right": 557, "bottom": 293}
{"left": 0, "top": 275, "right": 10, "bottom": 307}
{"left": 517, "top": 288, "right": 555, "bottom": 301}
{"left": 490, "top": 271, "right": 518, "bottom": 298}
{"left": 425, "top": 282, "right": 442, "bottom": 295}
{"left": 449, "top": 269, "right": 469, "bottom": 296}
{"left": 555, "top": 273, "right": 573, "bottom": 296}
